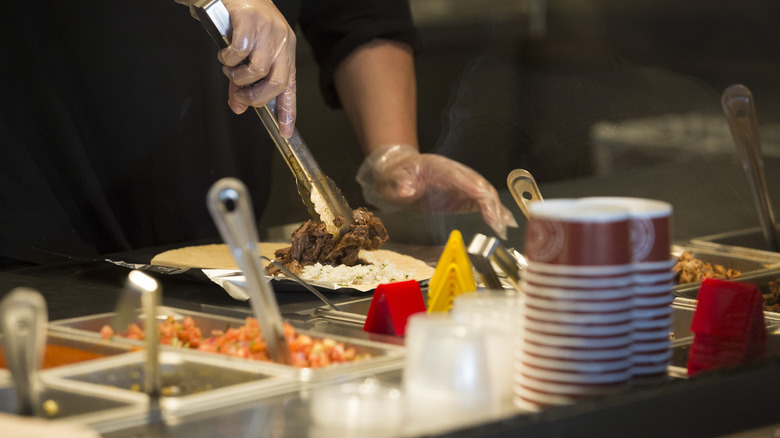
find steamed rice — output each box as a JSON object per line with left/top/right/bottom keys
{"left": 299, "top": 252, "right": 415, "bottom": 287}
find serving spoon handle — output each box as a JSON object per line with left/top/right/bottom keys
{"left": 721, "top": 84, "right": 780, "bottom": 252}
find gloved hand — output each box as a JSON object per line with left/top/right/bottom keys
{"left": 175, "top": 0, "right": 297, "bottom": 138}
{"left": 357, "top": 145, "right": 518, "bottom": 239}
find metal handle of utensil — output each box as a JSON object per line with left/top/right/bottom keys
{"left": 111, "top": 270, "right": 162, "bottom": 397}
{"left": 507, "top": 169, "right": 543, "bottom": 222}
{"left": 262, "top": 256, "right": 340, "bottom": 311}
{"left": 468, "top": 234, "right": 524, "bottom": 290}
{"left": 0, "top": 288, "right": 47, "bottom": 416}
{"left": 467, "top": 234, "right": 505, "bottom": 290}
{"left": 207, "top": 178, "right": 292, "bottom": 364}
{"left": 721, "top": 84, "right": 780, "bottom": 251}
{"left": 193, "top": 0, "right": 353, "bottom": 237}
{"left": 490, "top": 242, "right": 525, "bottom": 288}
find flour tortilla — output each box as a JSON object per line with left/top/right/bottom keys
{"left": 150, "top": 243, "right": 435, "bottom": 283}
{"left": 150, "top": 243, "right": 286, "bottom": 270}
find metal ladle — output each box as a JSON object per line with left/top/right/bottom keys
{"left": 0, "top": 288, "right": 47, "bottom": 416}
{"left": 721, "top": 84, "right": 780, "bottom": 252}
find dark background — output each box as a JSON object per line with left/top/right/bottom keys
{"left": 259, "top": 0, "right": 780, "bottom": 241}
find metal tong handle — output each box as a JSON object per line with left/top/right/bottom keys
{"left": 468, "top": 234, "right": 524, "bottom": 290}
{"left": 261, "top": 255, "right": 339, "bottom": 311}
{"left": 207, "top": 178, "right": 291, "bottom": 365}
{"left": 0, "top": 288, "right": 47, "bottom": 416}
{"left": 193, "top": 0, "right": 352, "bottom": 237}
{"left": 507, "top": 169, "right": 543, "bottom": 222}
{"left": 261, "top": 256, "right": 366, "bottom": 325}
{"left": 111, "top": 270, "right": 162, "bottom": 397}
{"left": 721, "top": 84, "right": 780, "bottom": 251}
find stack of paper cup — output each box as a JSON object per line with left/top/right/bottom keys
{"left": 581, "top": 197, "right": 675, "bottom": 383}
{"left": 515, "top": 199, "right": 635, "bottom": 412}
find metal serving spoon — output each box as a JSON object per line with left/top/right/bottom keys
{"left": 111, "top": 270, "right": 162, "bottom": 397}
{"left": 0, "top": 288, "right": 47, "bottom": 416}
{"left": 208, "top": 178, "right": 292, "bottom": 365}
{"left": 721, "top": 84, "right": 780, "bottom": 252}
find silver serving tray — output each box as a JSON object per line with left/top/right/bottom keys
{"left": 44, "top": 349, "right": 298, "bottom": 417}
{"left": 672, "top": 244, "right": 780, "bottom": 291}
{"left": 0, "top": 373, "right": 150, "bottom": 432}
{"left": 674, "top": 268, "right": 780, "bottom": 321}
{"left": 49, "top": 306, "right": 405, "bottom": 383}
{"left": 0, "top": 329, "right": 135, "bottom": 367}
{"left": 690, "top": 226, "right": 780, "bottom": 259}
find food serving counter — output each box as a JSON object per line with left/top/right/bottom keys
{"left": 2, "top": 254, "right": 780, "bottom": 437}
{"left": 2, "top": 152, "right": 780, "bottom": 437}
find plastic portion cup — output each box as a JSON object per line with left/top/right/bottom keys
{"left": 404, "top": 314, "right": 499, "bottom": 428}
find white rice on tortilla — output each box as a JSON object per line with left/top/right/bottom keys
{"left": 299, "top": 252, "right": 415, "bottom": 286}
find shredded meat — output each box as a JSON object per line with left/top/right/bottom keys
{"left": 674, "top": 252, "right": 780, "bottom": 313}
{"left": 269, "top": 207, "right": 389, "bottom": 275}
{"left": 673, "top": 251, "right": 742, "bottom": 284}
{"left": 760, "top": 280, "right": 780, "bottom": 312}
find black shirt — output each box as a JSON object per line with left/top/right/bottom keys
{"left": 0, "top": 0, "right": 417, "bottom": 265}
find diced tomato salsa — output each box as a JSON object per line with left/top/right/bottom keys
{"left": 100, "top": 316, "right": 366, "bottom": 368}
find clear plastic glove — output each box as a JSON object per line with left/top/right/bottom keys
{"left": 357, "top": 145, "right": 518, "bottom": 240}
{"left": 175, "top": 0, "right": 297, "bottom": 137}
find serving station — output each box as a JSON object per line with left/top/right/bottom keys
{"left": 2, "top": 150, "right": 780, "bottom": 437}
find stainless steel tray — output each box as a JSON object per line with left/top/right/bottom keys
{"left": 1, "top": 330, "right": 135, "bottom": 371}
{"left": 49, "top": 306, "right": 405, "bottom": 382}
{"left": 674, "top": 268, "right": 780, "bottom": 320}
{"left": 44, "top": 349, "right": 299, "bottom": 417}
{"left": 667, "top": 324, "right": 780, "bottom": 378}
{"left": 672, "top": 244, "right": 780, "bottom": 291}
{"left": 690, "top": 226, "right": 780, "bottom": 259}
{"left": 0, "top": 374, "right": 149, "bottom": 431}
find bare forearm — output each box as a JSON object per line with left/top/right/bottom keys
{"left": 333, "top": 39, "right": 418, "bottom": 156}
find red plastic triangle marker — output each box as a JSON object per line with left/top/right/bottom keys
{"left": 363, "top": 280, "right": 426, "bottom": 336}
{"left": 688, "top": 278, "right": 767, "bottom": 376}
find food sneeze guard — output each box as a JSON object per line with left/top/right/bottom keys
{"left": 427, "top": 230, "right": 477, "bottom": 313}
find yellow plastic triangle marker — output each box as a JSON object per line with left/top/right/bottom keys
{"left": 427, "top": 263, "right": 469, "bottom": 312}
{"left": 427, "top": 230, "right": 477, "bottom": 313}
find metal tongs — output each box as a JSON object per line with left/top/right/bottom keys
{"left": 0, "top": 288, "right": 47, "bottom": 416}
{"left": 467, "top": 233, "right": 525, "bottom": 290}
{"left": 207, "top": 177, "right": 292, "bottom": 365}
{"left": 721, "top": 84, "right": 780, "bottom": 252}
{"left": 507, "top": 168, "right": 544, "bottom": 221}
{"left": 193, "top": 0, "right": 353, "bottom": 238}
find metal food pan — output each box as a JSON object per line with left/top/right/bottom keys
{"left": 50, "top": 307, "right": 405, "bottom": 382}
{"left": 672, "top": 244, "right": 780, "bottom": 291}
{"left": 674, "top": 268, "right": 780, "bottom": 322}
{"left": 690, "top": 226, "right": 780, "bottom": 259}
{"left": 669, "top": 303, "right": 696, "bottom": 342}
{"left": 0, "top": 375, "right": 148, "bottom": 426}
{"left": 46, "top": 349, "right": 298, "bottom": 416}
{"left": 667, "top": 326, "right": 780, "bottom": 379}
{"left": 1, "top": 330, "right": 134, "bottom": 371}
